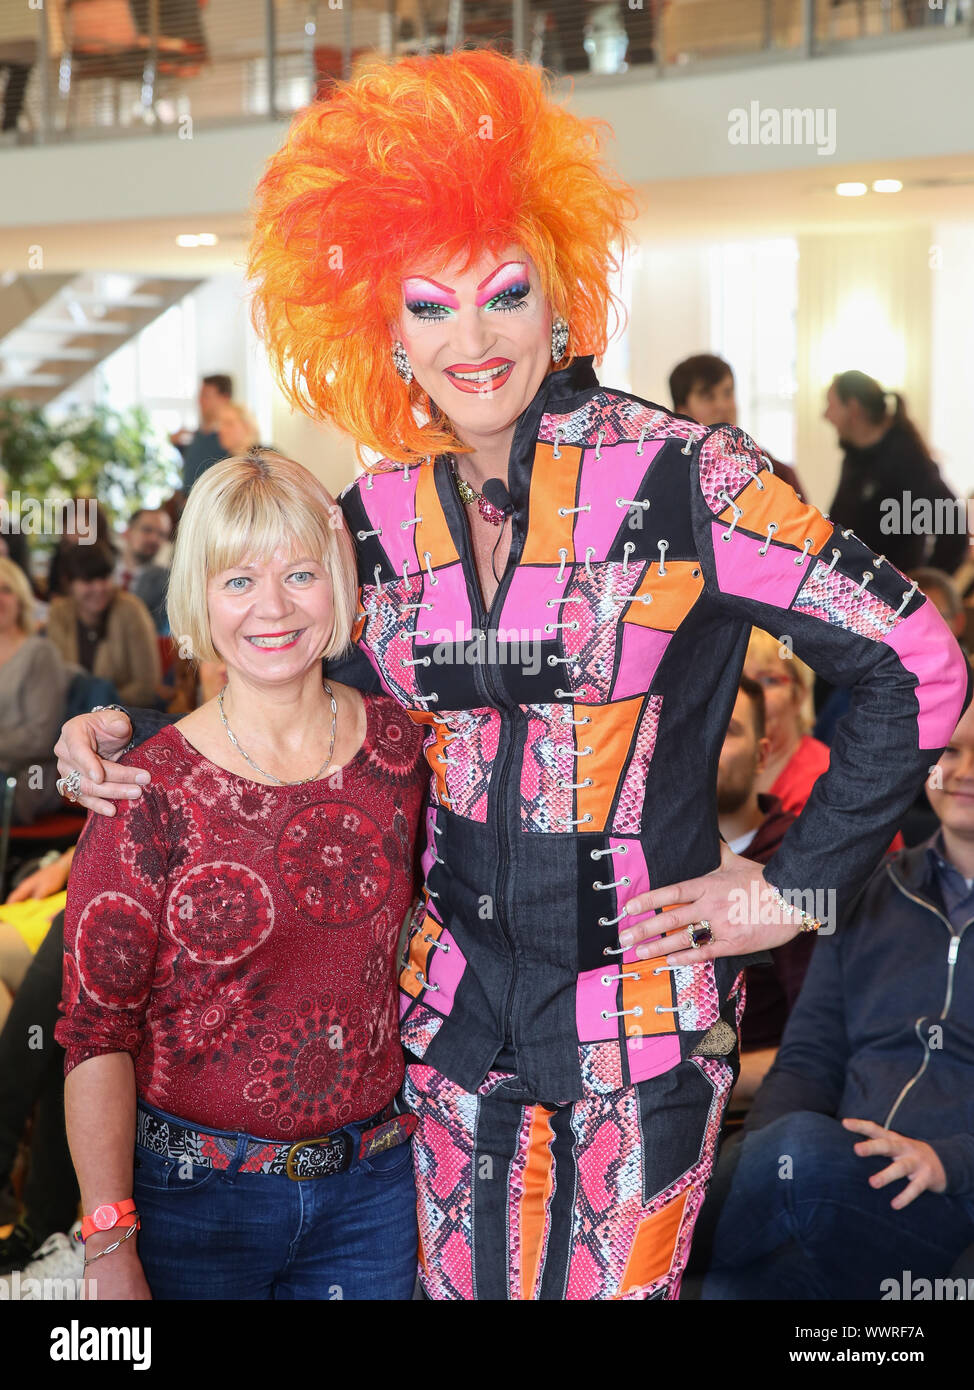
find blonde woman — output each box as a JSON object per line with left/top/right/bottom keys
{"left": 215, "top": 400, "right": 261, "bottom": 460}
{"left": 0, "top": 557, "right": 70, "bottom": 824}
{"left": 743, "top": 628, "right": 829, "bottom": 816}
{"left": 55, "top": 453, "right": 427, "bottom": 1300}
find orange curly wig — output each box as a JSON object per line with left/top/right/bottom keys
{"left": 247, "top": 47, "right": 639, "bottom": 467}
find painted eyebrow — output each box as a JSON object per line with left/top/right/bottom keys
{"left": 403, "top": 261, "right": 528, "bottom": 302}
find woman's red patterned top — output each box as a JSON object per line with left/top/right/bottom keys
{"left": 55, "top": 692, "right": 428, "bottom": 1141}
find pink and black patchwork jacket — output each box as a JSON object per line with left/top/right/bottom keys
{"left": 334, "top": 354, "right": 972, "bottom": 1101}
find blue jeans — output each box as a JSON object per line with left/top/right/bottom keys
{"left": 702, "top": 1111, "right": 974, "bottom": 1300}
{"left": 133, "top": 1109, "right": 418, "bottom": 1300}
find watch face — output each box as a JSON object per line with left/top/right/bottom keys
{"left": 93, "top": 1204, "right": 117, "bottom": 1230}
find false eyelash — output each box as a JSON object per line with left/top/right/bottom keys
{"left": 484, "top": 284, "right": 531, "bottom": 312}
{"left": 405, "top": 285, "right": 530, "bottom": 321}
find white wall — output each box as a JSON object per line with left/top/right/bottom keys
{"left": 930, "top": 222, "right": 974, "bottom": 501}
{"left": 795, "top": 225, "right": 933, "bottom": 511}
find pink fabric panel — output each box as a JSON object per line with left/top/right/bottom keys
{"left": 611, "top": 624, "right": 671, "bottom": 702}
{"left": 576, "top": 965, "right": 621, "bottom": 1043}
{"left": 498, "top": 565, "right": 557, "bottom": 644}
{"left": 626, "top": 1033, "right": 682, "bottom": 1083}
{"left": 711, "top": 522, "right": 805, "bottom": 609}
{"left": 360, "top": 469, "right": 421, "bottom": 580}
{"left": 883, "top": 599, "right": 972, "bottom": 749}
{"left": 574, "top": 440, "right": 664, "bottom": 560}
{"left": 423, "top": 561, "right": 475, "bottom": 643}
{"left": 608, "top": 837, "right": 657, "bottom": 965}
{"left": 426, "top": 928, "right": 466, "bottom": 1015}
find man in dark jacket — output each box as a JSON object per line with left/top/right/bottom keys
{"left": 702, "top": 699, "right": 974, "bottom": 1299}
{"left": 716, "top": 676, "right": 812, "bottom": 1111}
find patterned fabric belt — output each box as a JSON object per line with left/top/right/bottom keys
{"left": 136, "top": 1100, "right": 417, "bottom": 1180}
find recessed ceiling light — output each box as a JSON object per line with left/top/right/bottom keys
{"left": 176, "top": 234, "right": 199, "bottom": 247}
{"left": 197, "top": 233, "right": 219, "bottom": 246}
{"left": 836, "top": 182, "right": 868, "bottom": 197}
{"left": 872, "top": 179, "right": 903, "bottom": 194}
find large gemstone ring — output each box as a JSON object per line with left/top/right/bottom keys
{"left": 687, "top": 920, "right": 715, "bottom": 949}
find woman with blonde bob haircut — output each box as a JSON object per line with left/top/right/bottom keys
{"left": 56, "top": 450, "right": 429, "bottom": 1300}
{"left": 166, "top": 450, "right": 358, "bottom": 666}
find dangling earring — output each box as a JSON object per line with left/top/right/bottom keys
{"left": 392, "top": 340, "right": 413, "bottom": 384}
{"left": 551, "top": 316, "right": 569, "bottom": 363}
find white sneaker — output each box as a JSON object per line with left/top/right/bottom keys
{"left": 0, "top": 1223, "right": 86, "bottom": 1299}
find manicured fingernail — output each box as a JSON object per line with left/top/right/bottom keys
{"left": 135, "top": 771, "right": 150, "bottom": 784}
{"left": 619, "top": 932, "right": 633, "bottom": 949}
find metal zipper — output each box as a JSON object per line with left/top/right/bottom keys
{"left": 442, "top": 452, "right": 526, "bottom": 1059}
{"left": 882, "top": 864, "right": 973, "bottom": 1130}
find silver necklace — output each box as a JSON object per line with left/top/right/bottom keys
{"left": 217, "top": 680, "right": 338, "bottom": 786}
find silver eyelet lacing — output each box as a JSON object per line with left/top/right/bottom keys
{"left": 758, "top": 523, "right": 778, "bottom": 556}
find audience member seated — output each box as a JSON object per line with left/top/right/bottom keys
{"left": 215, "top": 398, "right": 261, "bottom": 461}
{"left": 700, "top": 701, "right": 974, "bottom": 1300}
{"left": 743, "top": 628, "right": 830, "bottom": 815}
{"left": 115, "top": 507, "right": 172, "bottom": 634}
{"left": 46, "top": 545, "right": 161, "bottom": 708}
{"left": 44, "top": 498, "right": 116, "bottom": 599}
{"left": 0, "top": 558, "right": 71, "bottom": 825}
{"left": 668, "top": 352, "right": 804, "bottom": 496}
{"left": 0, "top": 850, "right": 76, "bottom": 1277}
{"left": 717, "top": 677, "right": 815, "bottom": 1112}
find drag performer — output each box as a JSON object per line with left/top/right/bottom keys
{"left": 56, "top": 49, "right": 972, "bottom": 1299}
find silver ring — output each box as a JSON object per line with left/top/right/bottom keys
{"left": 58, "top": 769, "right": 82, "bottom": 803}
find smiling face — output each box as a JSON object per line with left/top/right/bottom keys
{"left": 206, "top": 550, "right": 334, "bottom": 686}
{"left": 927, "top": 702, "right": 974, "bottom": 840}
{"left": 393, "top": 245, "right": 554, "bottom": 451}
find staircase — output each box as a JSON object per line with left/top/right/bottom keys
{"left": 0, "top": 272, "right": 203, "bottom": 405}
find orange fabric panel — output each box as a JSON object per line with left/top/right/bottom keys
{"left": 719, "top": 474, "right": 833, "bottom": 555}
{"left": 616, "top": 1188, "right": 690, "bottom": 1296}
{"left": 417, "top": 1213, "right": 427, "bottom": 1273}
{"left": 519, "top": 443, "right": 583, "bottom": 565}
{"left": 399, "top": 909, "right": 441, "bottom": 999}
{"left": 620, "top": 954, "right": 677, "bottom": 1036}
{"left": 519, "top": 1106, "right": 556, "bottom": 1301}
{"left": 414, "top": 463, "right": 459, "bottom": 569}
{"left": 623, "top": 560, "right": 705, "bottom": 633}
{"left": 575, "top": 698, "right": 644, "bottom": 830}
{"left": 419, "top": 720, "right": 451, "bottom": 807}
